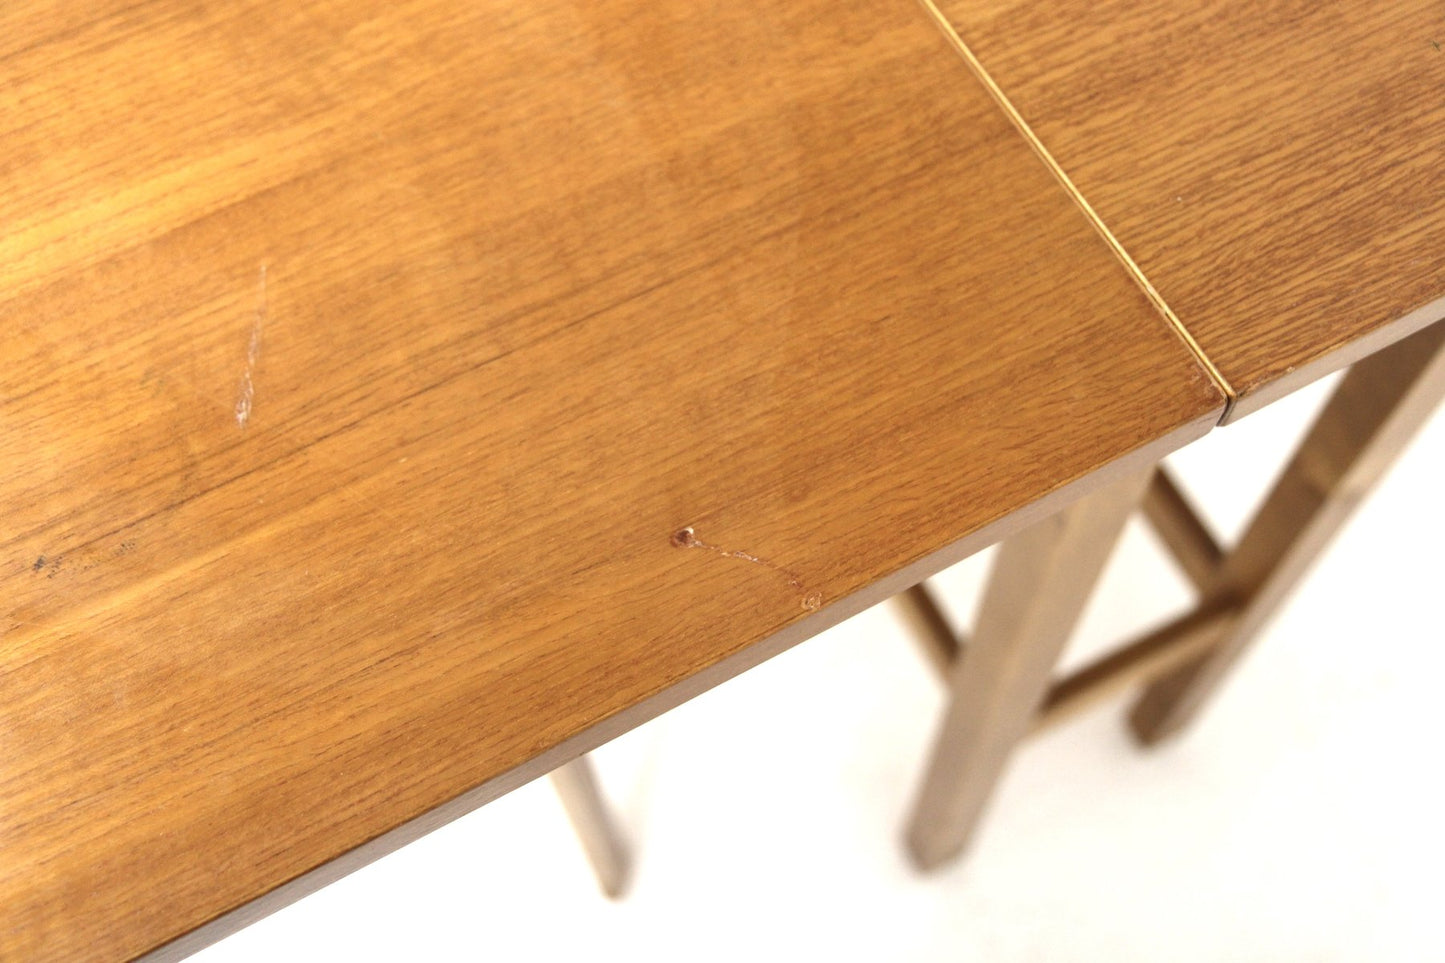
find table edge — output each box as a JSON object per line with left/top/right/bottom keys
{"left": 136, "top": 404, "right": 1222, "bottom": 962}
{"left": 1220, "top": 293, "right": 1445, "bottom": 423}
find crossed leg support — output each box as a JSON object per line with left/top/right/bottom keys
{"left": 901, "top": 319, "right": 1445, "bottom": 870}
{"left": 904, "top": 469, "right": 1152, "bottom": 869}
{"left": 1131, "top": 321, "right": 1445, "bottom": 743}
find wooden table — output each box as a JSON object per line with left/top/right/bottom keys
{"left": 9, "top": 0, "right": 1445, "bottom": 956}
{"left": 0, "top": 1, "right": 1226, "bottom": 958}
{"left": 896, "top": 0, "right": 1445, "bottom": 865}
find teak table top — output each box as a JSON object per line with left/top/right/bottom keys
{"left": 0, "top": 0, "right": 1223, "bottom": 958}
{"left": 934, "top": 0, "right": 1445, "bottom": 419}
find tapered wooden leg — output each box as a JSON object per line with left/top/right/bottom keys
{"left": 1130, "top": 320, "right": 1445, "bottom": 746}
{"left": 905, "top": 469, "right": 1152, "bottom": 870}
{"left": 550, "top": 755, "right": 632, "bottom": 898}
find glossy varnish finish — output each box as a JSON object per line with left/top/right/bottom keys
{"left": 936, "top": 0, "right": 1445, "bottom": 418}
{"left": 0, "top": 1, "right": 1223, "bottom": 957}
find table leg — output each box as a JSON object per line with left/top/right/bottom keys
{"left": 905, "top": 468, "right": 1152, "bottom": 870}
{"left": 1130, "top": 319, "right": 1445, "bottom": 745}
{"left": 550, "top": 755, "right": 632, "bottom": 898}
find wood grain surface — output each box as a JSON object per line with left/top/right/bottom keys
{"left": 0, "top": 1, "right": 1223, "bottom": 958}
{"left": 935, "top": 0, "right": 1445, "bottom": 419}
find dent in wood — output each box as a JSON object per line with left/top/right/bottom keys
{"left": 670, "top": 527, "right": 820, "bottom": 610}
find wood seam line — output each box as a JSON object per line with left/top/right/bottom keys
{"left": 913, "top": 0, "right": 1238, "bottom": 421}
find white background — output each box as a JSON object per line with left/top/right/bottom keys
{"left": 196, "top": 374, "right": 1445, "bottom": 962}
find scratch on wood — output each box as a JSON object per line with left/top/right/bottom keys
{"left": 235, "top": 264, "right": 268, "bottom": 428}
{"left": 671, "top": 527, "right": 821, "bottom": 611}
